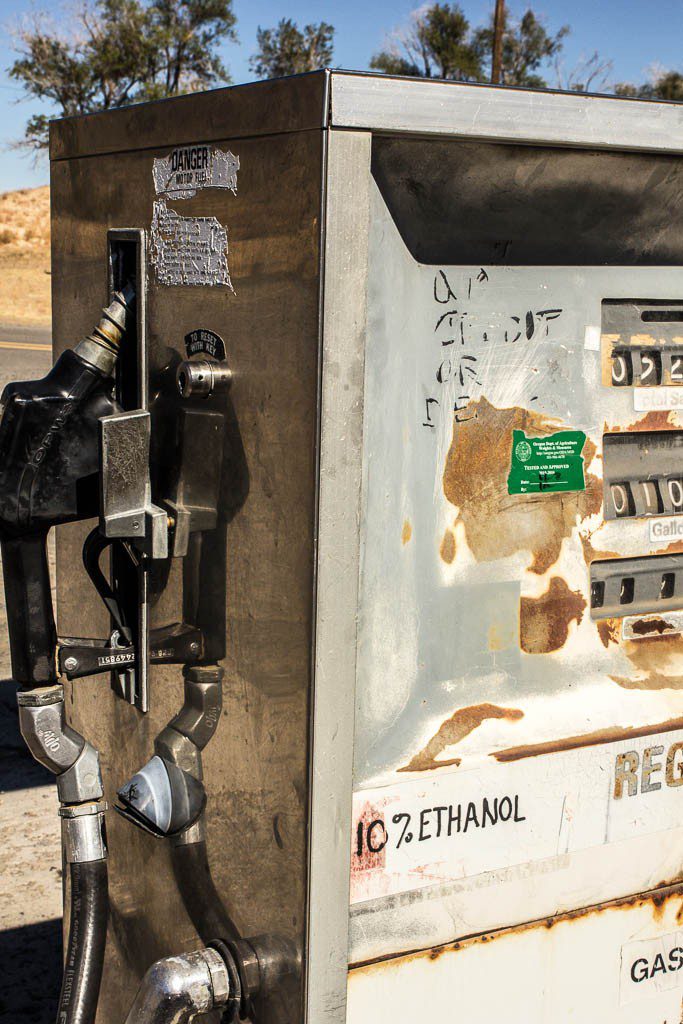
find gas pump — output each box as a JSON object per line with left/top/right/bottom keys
{"left": 8, "top": 71, "right": 683, "bottom": 1024}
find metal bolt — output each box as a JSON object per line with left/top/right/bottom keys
{"left": 189, "top": 642, "right": 199, "bottom": 654}
{"left": 64, "top": 656, "right": 79, "bottom": 673}
{"left": 132, "top": 521, "right": 140, "bottom": 531}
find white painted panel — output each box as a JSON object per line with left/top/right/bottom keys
{"left": 347, "top": 890, "right": 683, "bottom": 1024}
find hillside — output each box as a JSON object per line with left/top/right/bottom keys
{"left": 0, "top": 186, "right": 51, "bottom": 327}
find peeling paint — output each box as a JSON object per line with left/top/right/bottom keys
{"left": 520, "top": 577, "right": 586, "bottom": 654}
{"left": 611, "top": 634, "right": 683, "bottom": 691}
{"left": 597, "top": 617, "right": 621, "bottom": 648}
{"left": 443, "top": 397, "right": 600, "bottom": 575}
{"left": 439, "top": 528, "right": 456, "bottom": 563}
{"left": 493, "top": 716, "right": 683, "bottom": 762}
{"left": 400, "top": 703, "right": 524, "bottom": 773}
{"left": 401, "top": 520, "right": 412, "bottom": 545}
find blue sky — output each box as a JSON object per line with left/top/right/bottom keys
{"left": 0, "top": 0, "right": 681, "bottom": 192}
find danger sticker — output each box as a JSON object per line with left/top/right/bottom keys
{"left": 507, "top": 429, "right": 587, "bottom": 495}
{"left": 153, "top": 146, "right": 239, "bottom": 200}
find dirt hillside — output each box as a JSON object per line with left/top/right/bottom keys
{"left": 0, "top": 186, "right": 51, "bottom": 327}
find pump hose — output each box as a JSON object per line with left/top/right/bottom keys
{"left": 58, "top": 859, "right": 109, "bottom": 1024}
{"left": 171, "top": 840, "right": 240, "bottom": 943}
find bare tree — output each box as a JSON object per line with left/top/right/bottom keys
{"left": 555, "top": 51, "right": 614, "bottom": 93}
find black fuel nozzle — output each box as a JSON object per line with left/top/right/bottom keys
{"left": 0, "top": 284, "right": 135, "bottom": 688}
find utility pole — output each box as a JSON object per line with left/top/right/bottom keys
{"left": 491, "top": 0, "right": 505, "bottom": 84}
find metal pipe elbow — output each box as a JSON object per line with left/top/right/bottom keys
{"left": 124, "top": 948, "right": 230, "bottom": 1024}
{"left": 17, "top": 685, "right": 103, "bottom": 802}
{"left": 116, "top": 665, "right": 223, "bottom": 837}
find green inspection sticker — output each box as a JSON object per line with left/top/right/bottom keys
{"left": 507, "top": 429, "right": 587, "bottom": 495}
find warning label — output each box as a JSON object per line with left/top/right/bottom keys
{"left": 152, "top": 146, "right": 239, "bottom": 200}
{"left": 507, "top": 429, "right": 587, "bottom": 495}
{"left": 150, "top": 200, "right": 233, "bottom": 289}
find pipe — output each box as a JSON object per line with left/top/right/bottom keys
{"left": 60, "top": 859, "right": 109, "bottom": 1024}
{"left": 124, "top": 948, "right": 231, "bottom": 1024}
{"left": 171, "top": 819, "right": 240, "bottom": 943}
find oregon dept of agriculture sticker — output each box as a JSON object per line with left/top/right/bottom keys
{"left": 507, "top": 428, "right": 587, "bottom": 495}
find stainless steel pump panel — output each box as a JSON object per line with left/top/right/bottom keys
{"left": 48, "top": 71, "right": 683, "bottom": 1024}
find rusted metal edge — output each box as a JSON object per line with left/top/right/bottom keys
{"left": 349, "top": 879, "right": 683, "bottom": 972}
{"left": 493, "top": 715, "right": 683, "bottom": 763}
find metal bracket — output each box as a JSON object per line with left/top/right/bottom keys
{"left": 100, "top": 410, "right": 168, "bottom": 559}
{"left": 58, "top": 623, "right": 203, "bottom": 681}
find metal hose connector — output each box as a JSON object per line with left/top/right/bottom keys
{"left": 124, "top": 948, "right": 231, "bottom": 1024}
{"left": 75, "top": 282, "right": 136, "bottom": 377}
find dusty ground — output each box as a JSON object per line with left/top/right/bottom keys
{"left": 0, "top": 338, "right": 62, "bottom": 1022}
{"left": 0, "top": 186, "right": 51, "bottom": 327}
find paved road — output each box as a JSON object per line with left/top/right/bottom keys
{"left": 0, "top": 332, "right": 62, "bottom": 1024}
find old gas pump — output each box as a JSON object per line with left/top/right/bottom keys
{"left": 5, "top": 71, "right": 683, "bottom": 1024}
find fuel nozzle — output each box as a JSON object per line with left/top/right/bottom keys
{"left": 75, "top": 281, "right": 136, "bottom": 377}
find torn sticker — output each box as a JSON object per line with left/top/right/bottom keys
{"left": 507, "top": 429, "right": 587, "bottom": 495}
{"left": 150, "top": 200, "right": 233, "bottom": 289}
{"left": 153, "top": 146, "right": 239, "bottom": 200}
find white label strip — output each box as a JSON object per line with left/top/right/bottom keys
{"left": 649, "top": 516, "right": 683, "bottom": 543}
{"left": 620, "top": 931, "right": 683, "bottom": 1005}
{"left": 350, "top": 729, "right": 683, "bottom": 904}
{"left": 634, "top": 386, "right": 683, "bottom": 411}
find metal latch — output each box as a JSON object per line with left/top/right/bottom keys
{"left": 100, "top": 410, "right": 168, "bottom": 559}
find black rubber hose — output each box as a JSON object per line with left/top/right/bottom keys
{"left": 171, "top": 841, "right": 240, "bottom": 943}
{"left": 58, "top": 859, "right": 109, "bottom": 1024}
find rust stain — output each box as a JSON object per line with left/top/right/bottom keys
{"left": 614, "top": 410, "right": 679, "bottom": 434}
{"left": 440, "top": 528, "right": 456, "bottom": 564}
{"left": 630, "top": 618, "right": 677, "bottom": 636}
{"left": 401, "top": 520, "right": 412, "bottom": 545}
{"left": 611, "top": 633, "right": 683, "bottom": 690}
{"left": 400, "top": 703, "right": 524, "bottom": 773}
{"left": 350, "top": 882, "right": 683, "bottom": 973}
{"left": 579, "top": 532, "right": 620, "bottom": 565}
{"left": 583, "top": 532, "right": 683, "bottom": 564}
{"left": 597, "top": 617, "right": 620, "bottom": 648}
{"left": 520, "top": 577, "right": 586, "bottom": 654}
{"left": 443, "top": 397, "right": 600, "bottom": 576}
{"left": 493, "top": 715, "right": 683, "bottom": 762}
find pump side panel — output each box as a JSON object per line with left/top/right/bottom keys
{"left": 50, "top": 102, "right": 324, "bottom": 1024}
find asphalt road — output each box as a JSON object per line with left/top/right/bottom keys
{"left": 0, "top": 332, "right": 63, "bottom": 1024}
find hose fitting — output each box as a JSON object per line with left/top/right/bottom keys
{"left": 75, "top": 282, "right": 136, "bottom": 377}
{"left": 116, "top": 665, "right": 222, "bottom": 837}
{"left": 17, "top": 685, "right": 104, "bottom": 803}
{"left": 60, "top": 803, "right": 108, "bottom": 863}
{"left": 124, "top": 947, "right": 231, "bottom": 1024}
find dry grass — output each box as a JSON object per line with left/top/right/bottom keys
{"left": 0, "top": 186, "right": 51, "bottom": 327}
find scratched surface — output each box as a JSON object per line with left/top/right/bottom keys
{"left": 349, "top": 182, "right": 683, "bottom": 960}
